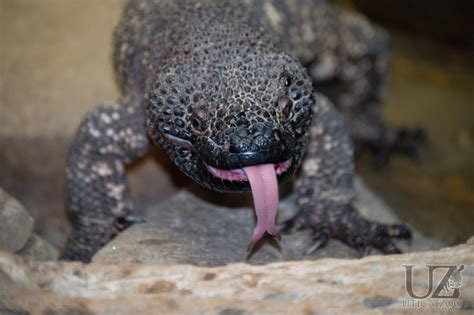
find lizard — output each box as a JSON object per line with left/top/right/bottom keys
{"left": 61, "top": 0, "right": 420, "bottom": 262}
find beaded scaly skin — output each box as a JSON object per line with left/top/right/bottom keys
{"left": 61, "top": 0, "right": 416, "bottom": 262}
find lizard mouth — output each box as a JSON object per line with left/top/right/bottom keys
{"left": 205, "top": 159, "right": 293, "bottom": 252}
{"left": 205, "top": 159, "right": 292, "bottom": 182}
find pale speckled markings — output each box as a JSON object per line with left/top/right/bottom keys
{"left": 263, "top": 2, "right": 282, "bottom": 29}
{"left": 63, "top": 0, "right": 413, "bottom": 261}
{"left": 62, "top": 99, "right": 149, "bottom": 261}
{"left": 281, "top": 93, "right": 411, "bottom": 254}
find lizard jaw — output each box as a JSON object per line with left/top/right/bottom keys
{"left": 207, "top": 161, "right": 290, "bottom": 251}
{"left": 205, "top": 159, "right": 292, "bottom": 182}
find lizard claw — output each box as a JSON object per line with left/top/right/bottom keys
{"left": 304, "top": 232, "right": 329, "bottom": 255}
{"left": 369, "top": 127, "right": 428, "bottom": 167}
{"left": 278, "top": 211, "right": 308, "bottom": 233}
{"left": 281, "top": 204, "right": 412, "bottom": 256}
{"left": 123, "top": 214, "right": 147, "bottom": 223}
{"left": 115, "top": 212, "right": 146, "bottom": 231}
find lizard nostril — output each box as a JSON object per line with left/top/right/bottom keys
{"left": 273, "top": 129, "right": 282, "bottom": 141}
{"left": 278, "top": 95, "right": 293, "bottom": 117}
{"left": 223, "top": 141, "right": 231, "bottom": 151}
{"left": 190, "top": 106, "right": 208, "bottom": 131}
{"left": 229, "top": 144, "right": 240, "bottom": 153}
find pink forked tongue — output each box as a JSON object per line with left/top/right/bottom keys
{"left": 243, "top": 164, "right": 281, "bottom": 252}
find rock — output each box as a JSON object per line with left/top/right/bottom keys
{"left": 17, "top": 234, "right": 59, "bottom": 261}
{"left": 0, "top": 189, "right": 34, "bottom": 252}
{"left": 0, "top": 0, "right": 130, "bottom": 250}
{"left": 93, "top": 177, "right": 444, "bottom": 266}
{"left": 0, "top": 188, "right": 58, "bottom": 261}
{"left": 0, "top": 241, "right": 472, "bottom": 315}
{"left": 467, "top": 236, "right": 474, "bottom": 245}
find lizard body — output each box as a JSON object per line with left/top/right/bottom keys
{"left": 62, "top": 0, "right": 416, "bottom": 261}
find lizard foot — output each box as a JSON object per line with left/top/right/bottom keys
{"left": 60, "top": 221, "right": 116, "bottom": 262}
{"left": 61, "top": 211, "right": 145, "bottom": 262}
{"left": 115, "top": 211, "right": 147, "bottom": 231}
{"left": 360, "top": 127, "right": 428, "bottom": 167}
{"left": 279, "top": 204, "right": 411, "bottom": 255}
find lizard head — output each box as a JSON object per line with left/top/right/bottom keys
{"left": 146, "top": 51, "right": 315, "bottom": 248}
{"left": 147, "top": 52, "right": 315, "bottom": 192}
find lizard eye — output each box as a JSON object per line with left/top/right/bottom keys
{"left": 279, "top": 72, "right": 292, "bottom": 87}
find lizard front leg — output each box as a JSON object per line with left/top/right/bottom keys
{"left": 61, "top": 98, "right": 149, "bottom": 262}
{"left": 280, "top": 94, "right": 411, "bottom": 254}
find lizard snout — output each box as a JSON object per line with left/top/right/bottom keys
{"left": 202, "top": 123, "right": 295, "bottom": 170}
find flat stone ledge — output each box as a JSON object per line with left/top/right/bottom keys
{"left": 93, "top": 177, "right": 444, "bottom": 266}
{"left": 0, "top": 241, "right": 472, "bottom": 314}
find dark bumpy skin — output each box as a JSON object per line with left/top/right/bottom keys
{"left": 61, "top": 0, "right": 413, "bottom": 261}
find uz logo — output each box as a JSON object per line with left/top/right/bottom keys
{"left": 404, "top": 265, "right": 465, "bottom": 299}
